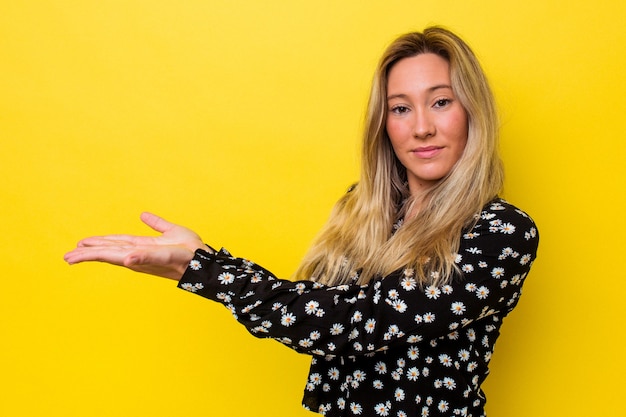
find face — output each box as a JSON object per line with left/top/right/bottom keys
{"left": 385, "top": 53, "right": 468, "bottom": 196}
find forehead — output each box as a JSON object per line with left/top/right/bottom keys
{"left": 387, "top": 53, "right": 451, "bottom": 93}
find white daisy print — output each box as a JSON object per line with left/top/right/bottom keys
{"left": 280, "top": 312, "right": 296, "bottom": 327}
{"left": 388, "top": 289, "right": 400, "bottom": 299}
{"left": 330, "top": 323, "right": 345, "bottom": 335}
{"left": 407, "top": 367, "right": 419, "bottom": 381}
{"left": 387, "top": 324, "right": 400, "bottom": 335}
{"left": 390, "top": 299, "right": 408, "bottom": 313}
{"left": 374, "top": 401, "right": 391, "bottom": 416}
{"left": 309, "top": 373, "right": 322, "bottom": 385}
{"left": 374, "top": 362, "right": 387, "bottom": 374}
{"left": 476, "top": 286, "right": 489, "bottom": 299}
{"left": 294, "top": 282, "right": 306, "bottom": 294}
{"left": 425, "top": 285, "right": 441, "bottom": 299}
{"left": 364, "top": 318, "right": 376, "bottom": 333}
{"left": 217, "top": 272, "right": 235, "bottom": 284}
{"left": 451, "top": 302, "right": 466, "bottom": 315}
{"left": 401, "top": 276, "right": 417, "bottom": 291}
{"left": 348, "top": 328, "right": 359, "bottom": 341}
{"left": 423, "top": 313, "right": 436, "bottom": 323}
{"left": 304, "top": 300, "right": 319, "bottom": 315}
{"left": 352, "top": 311, "right": 363, "bottom": 323}
{"left": 394, "top": 388, "right": 405, "bottom": 401}
{"left": 350, "top": 402, "right": 363, "bottom": 414}
{"left": 180, "top": 283, "right": 197, "bottom": 292}
{"left": 439, "top": 354, "right": 453, "bottom": 367}
{"left": 299, "top": 339, "right": 313, "bottom": 348}
{"left": 438, "top": 400, "right": 449, "bottom": 412}
{"left": 467, "top": 328, "right": 476, "bottom": 341}
{"left": 215, "top": 292, "right": 231, "bottom": 302}
{"left": 520, "top": 254, "right": 532, "bottom": 265}
{"left": 499, "top": 222, "right": 516, "bottom": 234}
{"left": 443, "top": 377, "right": 456, "bottom": 390}
{"left": 188, "top": 260, "right": 201, "bottom": 270}
{"left": 353, "top": 370, "right": 366, "bottom": 382}
{"left": 491, "top": 267, "right": 505, "bottom": 278}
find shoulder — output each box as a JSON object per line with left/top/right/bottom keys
{"left": 479, "top": 198, "right": 537, "bottom": 231}
{"left": 464, "top": 198, "right": 539, "bottom": 254}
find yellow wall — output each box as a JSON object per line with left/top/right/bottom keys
{"left": 1, "top": 1, "right": 624, "bottom": 416}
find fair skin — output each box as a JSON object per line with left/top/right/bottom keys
{"left": 386, "top": 53, "right": 468, "bottom": 197}
{"left": 64, "top": 212, "right": 204, "bottom": 281}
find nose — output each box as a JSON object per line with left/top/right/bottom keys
{"left": 413, "top": 109, "right": 435, "bottom": 139}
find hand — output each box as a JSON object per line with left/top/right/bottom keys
{"left": 64, "top": 212, "right": 208, "bottom": 281}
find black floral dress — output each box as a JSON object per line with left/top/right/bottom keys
{"left": 178, "top": 199, "right": 539, "bottom": 417}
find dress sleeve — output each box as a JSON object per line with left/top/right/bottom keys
{"left": 178, "top": 200, "right": 539, "bottom": 358}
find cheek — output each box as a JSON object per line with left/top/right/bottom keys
{"left": 385, "top": 120, "right": 407, "bottom": 146}
{"left": 446, "top": 111, "right": 469, "bottom": 150}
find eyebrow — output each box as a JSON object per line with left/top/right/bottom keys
{"left": 387, "top": 84, "right": 452, "bottom": 101}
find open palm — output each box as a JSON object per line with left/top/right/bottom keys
{"left": 64, "top": 212, "right": 207, "bottom": 280}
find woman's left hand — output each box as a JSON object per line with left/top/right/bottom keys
{"left": 64, "top": 212, "right": 207, "bottom": 281}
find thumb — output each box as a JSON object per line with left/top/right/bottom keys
{"left": 140, "top": 212, "right": 176, "bottom": 234}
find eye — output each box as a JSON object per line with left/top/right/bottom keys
{"left": 390, "top": 105, "right": 410, "bottom": 114}
{"left": 433, "top": 98, "right": 452, "bottom": 108}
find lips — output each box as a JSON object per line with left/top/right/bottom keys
{"left": 412, "top": 146, "right": 443, "bottom": 158}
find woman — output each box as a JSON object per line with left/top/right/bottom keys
{"left": 65, "top": 27, "right": 539, "bottom": 417}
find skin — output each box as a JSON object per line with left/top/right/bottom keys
{"left": 386, "top": 53, "right": 468, "bottom": 197}
{"left": 64, "top": 212, "right": 205, "bottom": 281}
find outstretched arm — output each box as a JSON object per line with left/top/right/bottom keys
{"left": 63, "top": 212, "right": 208, "bottom": 280}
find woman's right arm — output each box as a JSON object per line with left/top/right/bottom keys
{"left": 178, "top": 201, "right": 539, "bottom": 358}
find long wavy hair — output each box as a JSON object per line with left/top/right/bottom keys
{"left": 294, "top": 27, "right": 503, "bottom": 287}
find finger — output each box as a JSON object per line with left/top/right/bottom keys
{"left": 140, "top": 212, "right": 177, "bottom": 234}
{"left": 77, "top": 235, "right": 147, "bottom": 247}
{"left": 64, "top": 246, "right": 131, "bottom": 265}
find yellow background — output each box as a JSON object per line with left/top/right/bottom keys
{"left": 1, "top": 1, "right": 625, "bottom": 416}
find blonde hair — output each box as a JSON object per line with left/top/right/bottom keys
{"left": 294, "top": 27, "right": 503, "bottom": 287}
